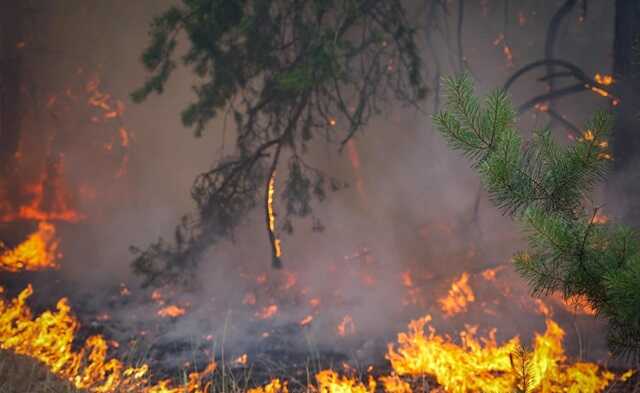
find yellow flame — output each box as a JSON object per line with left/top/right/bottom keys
{"left": 316, "top": 370, "right": 376, "bottom": 393}
{"left": 386, "top": 315, "right": 619, "bottom": 393}
{"left": 0, "top": 286, "right": 216, "bottom": 392}
{"left": 248, "top": 379, "right": 288, "bottom": 393}
{"left": 0, "top": 222, "right": 60, "bottom": 272}
{"left": 594, "top": 73, "right": 614, "bottom": 86}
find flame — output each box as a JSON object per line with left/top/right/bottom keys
{"left": 243, "top": 292, "right": 257, "bottom": 305}
{"left": 299, "top": 315, "right": 314, "bottom": 326}
{"left": 551, "top": 293, "right": 597, "bottom": 316}
{"left": 438, "top": 272, "right": 475, "bottom": 317}
{"left": 0, "top": 285, "right": 216, "bottom": 392}
{"left": 157, "top": 305, "right": 186, "bottom": 318}
{"left": 1, "top": 158, "right": 84, "bottom": 223}
{"left": 267, "top": 171, "right": 282, "bottom": 258}
{"left": 0, "top": 222, "right": 60, "bottom": 272}
{"left": 248, "top": 379, "right": 288, "bottom": 393}
{"left": 315, "top": 370, "right": 376, "bottom": 393}
{"left": 379, "top": 374, "right": 411, "bottom": 393}
{"left": 386, "top": 315, "right": 622, "bottom": 393}
{"left": 255, "top": 304, "right": 279, "bottom": 320}
{"left": 481, "top": 266, "right": 503, "bottom": 282}
{"left": 594, "top": 73, "right": 614, "bottom": 86}
{"left": 337, "top": 315, "right": 356, "bottom": 337}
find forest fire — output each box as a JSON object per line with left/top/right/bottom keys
{"left": 2, "top": 2, "right": 639, "bottom": 393}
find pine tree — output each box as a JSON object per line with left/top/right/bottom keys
{"left": 131, "top": 0, "right": 426, "bottom": 283}
{"left": 434, "top": 74, "right": 640, "bottom": 359}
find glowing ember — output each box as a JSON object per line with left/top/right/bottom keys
{"left": 594, "top": 73, "right": 614, "bottom": 86}
{"left": 255, "top": 304, "right": 279, "bottom": 320}
{"left": 438, "top": 272, "right": 475, "bottom": 317}
{"left": 234, "top": 353, "right": 248, "bottom": 366}
{"left": 299, "top": 315, "right": 314, "bottom": 326}
{"left": 480, "top": 267, "right": 503, "bottom": 282}
{"left": 0, "top": 222, "right": 60, "bottom": 272}
{"left": 386, "top": 315, "right": 622, "bottom": 393}
{"left": 0, "top": 286, "right": 216, "bottom": 392}
{"left": 243, "top": 292, "right": 257, "bottom": 305}
{"left": 157, "top": 305, "right": 187, "bottom": 318}
{"left": 337, "top": 315, "right": 356, "bottom": 337}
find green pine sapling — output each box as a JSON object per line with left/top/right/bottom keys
{"left": 434, "top": 74, "right": 640, "bottom": 359}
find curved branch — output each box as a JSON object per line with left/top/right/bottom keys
{"left": 545, "top": 0, "right": 578, "bottom": 120}
{"left": 456, "top": 0, "right": 465, "bottom": 73}
{"left": 517, "top": 83, "right": 586, "bottom": 114}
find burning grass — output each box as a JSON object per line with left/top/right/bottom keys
{"left": 0, "top": 284, "right": 635, "bottom": 393}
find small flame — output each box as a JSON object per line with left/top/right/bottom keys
{"left": 255, "top": 304, "right": 279, "bottom": 320}
{"left": 594, "top": 73, "right": 614, "bottom": 86}
{"left": 157, "top": 305, "right": 186, "bottom": 318}
{"left": 299, "top": 315, "right": 314, "bottom": 326}
{"left": 438, "top": 272, "right": 475, "bottom": 317}
{"left": 248, "top": 378, "right": 288, "bottom": 393}
{"left": 337, "top": 315, "right": 356, "bottom": 337}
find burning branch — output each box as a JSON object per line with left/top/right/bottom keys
{"left": 266, "top": 145, "right": 283, "bottom": 269}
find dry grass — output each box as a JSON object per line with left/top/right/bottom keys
{"left": 0, "top": 350, "right": 84, "bottom": 393}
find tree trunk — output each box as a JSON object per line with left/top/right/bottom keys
{"left": 610, "top": 0, "right": 640, "bottom": 224}
{"left": 0, "top": 1, "right": 23, "bottom": 177}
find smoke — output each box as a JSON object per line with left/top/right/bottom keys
{"left": 3, "top": 0, "right": 628, "bottom": 375}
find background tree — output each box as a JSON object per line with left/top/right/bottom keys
{"left": 434, "top": 74, "right": 640, "bottom": 359}
{"left": 131, "top": 0, "right": 426, "bottom": 286}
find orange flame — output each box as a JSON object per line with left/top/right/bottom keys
{"left": 255, "top": 304, "right": 279, "bottom": 320}
{"left": 299, "top": 315, "right": 314, "bottom": 326}
{"left": 157, "top": 305, "right": 187, "bottom": 318}
{"left": 438, "top": 272, "right": 475, "bottom": 317}
{"left": 247, "top": 378, "right": 288, "bottom": 393}
{"left": 267, "top": 172, "right": 282, "bottom": 258}
{"left": 0, "top": 222, "right": 60, "bottom": 272}
{"left": 337, "top": 315, "right": 356, "bottom": 337}
{"left": 1, "top": 159, "right": 84, "bottom": 223}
